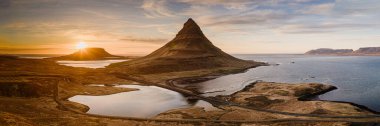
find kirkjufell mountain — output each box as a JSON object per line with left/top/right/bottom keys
{"left": 109, "top": 18, "right": 265, "bottom": 74}
{"left": 48, "top": 48, "right": 125, "bottom": 60}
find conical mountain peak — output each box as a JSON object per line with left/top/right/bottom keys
{"left": 185, "top": 18, "right": 196, "bottom": 26}
{"left": 176, "top": 18, "right": 204, "bottom": 36}
{"left": 108, "top": 18, "right": 264, "bottom": 74}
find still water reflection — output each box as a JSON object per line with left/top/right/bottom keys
{"left": 69, "top": 85, "right": 216, "bottom": 118}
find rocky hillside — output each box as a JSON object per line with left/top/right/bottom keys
{"left": 47, "top": 48, "right": 126, "bottom": 60}
{"left": 109, "top": 18, "right": 265, "bottom": 74}
{"left": 306, "top": 47, "right": 380, "bottom": 56}
{"left": 354, "top": 47, "right": 380, "bottom": 54}
{"left": 305, "top": 48, "right": 353, "bottom": 55}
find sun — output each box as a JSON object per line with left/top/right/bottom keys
{"left": 76, "top": 42, "right": 87, "bottom": 50}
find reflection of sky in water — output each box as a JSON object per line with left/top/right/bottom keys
{"left": 11, "top": 54, "right": 61, "bottom": 59}
{"left": 69, "top": 85, "right": 216, "bottom": 118}
{"left": 20, "top": 56, "right": 49, "bottom": 59}
{"left": 57, "top": 60, "right": 127, "bottom": 68}
{"left": 194, "top": 54, "right": 380, "bottom": 112}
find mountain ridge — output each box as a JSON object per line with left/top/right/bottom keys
{"left": 305, "top": 47, "right": 380, "bottom": 55}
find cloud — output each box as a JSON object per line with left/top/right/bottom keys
{"left": 277, "top": 23, "right": 378, "bottom": 34}
{"left": 0, "top": 0, "right": 10, "bottom": 8}
{"left": 1, "top": 22, "right": 90, "bottom": 35}
{"left": 334, "top": 0, "right": 380, "bottom": 16}
{"left": 141, "top": 0, "right": 175, "bottom": 18}
{"left": 140, "top": 0, "right": 278, "bottom": 18}
{"left": 1, "top": 0, "right": 380, "bottom": 54}
{"left": 293, "top": 0, "right": 314, "bottom": 2}
{"left": 300, "top": 3, "right": 335, "bottom": 15}
{"left": 0, "top": 47, "right": 55, "bottom": 51}
{"left": 78, "top": 9, "right": 120, "bottom": 20}
{"left": 178, "top": 0, "right": 255, "bottom": 10}
{"left": 0, "top": 47, "right": 61, "bottom": 54}
{"left": 2, "top": 22, "right": 28, "bottom": 29}
{"left": 120, "top": 36, "right": 167, "bottom": 44}
{"left": 201, "top": 9, "right": 290, "bottom": 26}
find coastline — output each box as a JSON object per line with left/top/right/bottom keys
{"left": 58, "top": 68, "right": 380, "bottom": 123}
{"left": 297, "top": 86, "right": 380, "bottom": 114}
{"left": 304, "top": 54, "right": 380, "bottom": 56}
{"left": 1, "top": 57, "right": 380, "bottom": 125}
{"left": 157, "top": 80, "right": 379, "bottom": 120}
{"left": 159, "top": 68, "right": 380, "bottom": 117}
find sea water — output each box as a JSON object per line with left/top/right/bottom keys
{"left": 194, "top": 54, "right": 380, "bottom": 112}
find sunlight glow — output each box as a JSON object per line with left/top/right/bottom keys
{"left": 76, "top": 42, "right": 87, "bottom": 50}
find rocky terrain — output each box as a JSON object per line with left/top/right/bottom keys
{"left": 306, "top": 47, "right": 380, "bottom": 56}
{"left": 156, "top": 82, "right": 379, "bottom": 124}
{"left": 1, "top": 57, "right": 379, "bottom": 125}
{"left": 47, "top": 48, "right": 127, "bottom": 60}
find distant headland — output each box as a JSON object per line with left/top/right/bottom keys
{"left": 47, "top": 48, "right": 127, "bottom": 60}
{"left": 305, "top": 47, "right": 380, "bottom": 56}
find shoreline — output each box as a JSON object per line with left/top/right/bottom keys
{"left": 308, "top": 98, "right": 380, "bottom": 115}
{"left": 113, "top": 67, "right": 378, "bottom": 118}
{"left": 61, "top": 75, "right": 380, "bottom": 120}
{"left": 215, "top": 81, "right": 379, "bottom": 115}
{"left": 162, "top": 60, "right": 380, "bottom": 116}
{"left": 167, "top": 72, "right": 380, "bottom": 116}
{"left": 296, "top": 86, "right": 380, "bottom": 114}
{"left": 156, "top": 80, "right": 380, "bottom": 121}
{"left": 2, "top": 57, "right": 380, "bottom": 125}
{"left": 115, "top": 62, "right": 380, "bottom": 118}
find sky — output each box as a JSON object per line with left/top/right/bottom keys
{"left": 0, "top": 0, "right": 379, "bottom": 55}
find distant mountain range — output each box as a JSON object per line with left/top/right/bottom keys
{"left": 305, "top": 47, "right": 380, "bottom": 56}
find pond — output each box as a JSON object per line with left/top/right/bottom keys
{"left": 57, "top": 60, "right": 127, "bottom": 68}
{"left": 69, "top": 85, "right": 216, "bottom": 118}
